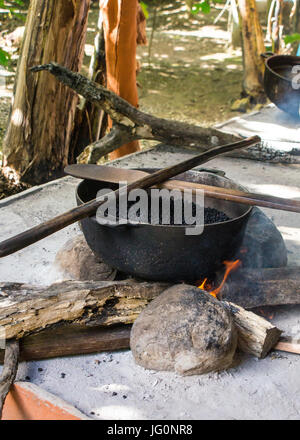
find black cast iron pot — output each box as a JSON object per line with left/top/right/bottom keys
{"left": 76, "top": 170, "right": 252, "bottom": 282}
{"left": 263, "top": 53, "right": 300, "bottom": 118}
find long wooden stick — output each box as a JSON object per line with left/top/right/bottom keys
{"left": 3, "top": 326, "right": 295, "bottom": 365}
{"left": 164, "top": 180, "right": 300, "bottom": 213}
{"left": 0, "top": 325, "right": 131, "bottom": 364}
{"left": 0, "top": 136, "right": 259, "bottom": 258}
{"left": 275, "top": 338, "right": 300, "bottom": 355}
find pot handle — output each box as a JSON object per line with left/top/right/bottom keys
{"left": 102, "top": 219, "right": 141, "bottom": 230}
{"left": 261, "top": 52, "right": 274, "bottom": 59}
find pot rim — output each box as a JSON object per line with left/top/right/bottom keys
{"left": 76, "top": 171, "right": 253, "bottom": 229}
{"left": 265, "top": 54, "right": 300, "bottom": 85}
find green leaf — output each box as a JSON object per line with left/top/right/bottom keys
{"left": 201, "top": 1, "right": 211, "bottom": 14}
{"left": 0, "top": 48, "right": 10, "bottom": 67}
{"left": 191, "top": 1, "right": 211, "bottom": 15}
{"left": 284, "top": 33, "right": 300, "bottom": 45}
{"left": 140, "top": 1, "right": 149, "bottom": 19}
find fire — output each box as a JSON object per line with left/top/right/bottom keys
{"left": 198, "top": 277, "right": 216, "bottom": 297}
{"left": 199, "top": 278, "right": 208, "bottom": 290}
{"left": 198, "top": 259, "right": 241, "bottom": 299}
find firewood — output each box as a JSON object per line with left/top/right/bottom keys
{"left": 0, "top": 325, "right": 131, "bottom": 364}
{"left": 223, "top": 302, "right": 282, "bottom": 358}
{"left": 0, "top": 340, "right": 19, "bottom": 419}
{"left": 219, "top": 267, "right": 300, "bottom": 308}
{"left": 0, "top": 280, "right": 282, "bottom": 361}
{"left": 0, "top": 277, "right": 293, "bottom": 341}
{"left": 0, "top": 280, "right": 168, "bottom": 339}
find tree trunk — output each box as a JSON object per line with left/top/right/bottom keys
{"left": 69, "top": 3, "right": 108, "bottom": 163}
{"left": 3, "top": 0, "right": 91, "bottom": 185}
{"left": 238, "top": 0, "right": 266, "bottom": 101}
{"left": 229, "top": 0, "right": 242, "bottom": 48}
{"left": 272, "top": 0, "right": 284, "bottom": 53}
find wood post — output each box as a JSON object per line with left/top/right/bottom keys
{"left": 101, "top": 0, "right": 140, "bottom": 159}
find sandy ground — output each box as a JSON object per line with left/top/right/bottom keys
{"left": 136, "top": 3, "right": 244, "bottom": 128}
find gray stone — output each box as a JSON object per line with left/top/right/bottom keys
{"left": 130, "top": 284, "right": 237, "bottom": 376}
{"left": 234, "top": 207, "right": 287, "bottom": 268}
{"left": 55, "top": 235, "right": 116, "bottom": 281}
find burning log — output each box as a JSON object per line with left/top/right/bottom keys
{"left": 219, "top": 267, "right": 300, "bottom": 308}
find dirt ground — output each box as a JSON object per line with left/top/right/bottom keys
{"left": 83, "top": 0, "right": 245, "bottom": 131}
{"left": 136, "top": 1, "right": 244, "bottom": 127}
{"left": 0, "top": 0, "right": 245, "bottom": 196}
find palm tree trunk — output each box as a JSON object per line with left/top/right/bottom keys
{"left": 238, "top": 0, "right": 266, "bottom": 101}
{"left": 3, "top": 0, "right": 91, "bottom": 184}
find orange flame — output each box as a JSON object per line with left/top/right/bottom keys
{"left": 198, "top": 277, "right": 217, "bottom": 297}
{"left": 198, "top": 259, "right": 241, "bottom": 299}
{"left": 199, "top": 278, "right": 208, "bottom": 290}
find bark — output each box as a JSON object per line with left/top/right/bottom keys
{"left": 1, "top": 327, "right": 295, "bottom": 365}
{"left": 3, "top": 0, "right": 91, "bottom": 185}
{"left": 238, "top": 0, "right": 266, "bottom": 100}
{"left": 228, "top": 0, "right": 241, "bottom": 49}
{"left": 0, "top": 280, "right": 168, "bottom": 339}
{"left": 31, "top": 63, "right": 300, "bottom": 165}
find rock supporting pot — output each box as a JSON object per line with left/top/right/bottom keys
{"left": 130, "top": 284, "right": 238, "bottom": 375}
